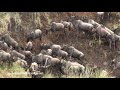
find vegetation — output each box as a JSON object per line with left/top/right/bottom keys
{"left": 0, "top": 12, "right": 119, "bottom": 78}
{"left": 0, "top": 63, "right": 113, "bottom": 78}
{"left": 0, "top": 62, "right": 30, "bottom": 78}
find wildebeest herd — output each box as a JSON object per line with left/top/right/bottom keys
{"left": 0, "top": 12, "right": 120, "bottom": 78}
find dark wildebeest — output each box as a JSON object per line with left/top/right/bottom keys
{"left": 97, "top": 12, "right": 104, "bottom": 22}
{"left": 52, "top": 49, "right": 68, "bottom": 59}
{"left": 60, "top": 20, "right": 73, "bottom": 31}
{"left": 62, "top": 45, "right": 84, "bottom": 59}
{"left": 69, "top": 16, "right": 94, "bottom": 34}
{"left": 26, "top": 29, "right": 42, "bottom": 42}
{"left": 26, "top": 41, "right": 33, "bottom": 51}
{"left": 10, "top": 50, "right": 26, "bottom": 60}
{"left": 60, "top": 59, "right": 85, "bottom": 76}
{"left": 62, "top": 45, "right": 86, "bottom": 64}
{"left": 0, "top": 41, "right": 9, "bottom": 51}
{"left": 0, "top": 50, "right": 12, "bottom": 65}
{"left": 1, "top": 34, "right": 19, "bottom": 50}
{"left": 47, "top": 22, "right": 67, "bottom": 36}
{"left": 113, "top": 28, "right": 120, "bottom": 36}
{"left": 40, "top": 43, "right": 61, "bottom": 51}
{"left": 93, "top": 25, "right": 119, "bottom": 49}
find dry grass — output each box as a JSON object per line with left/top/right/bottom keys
{"left": 42, "top": 66, "right": 113, "bottom": 78}
{"left": 0, "top": 62, "right": 30, "bottom": 78}
{"left": 0, "top": 62, "right": 114, "bottom": 78}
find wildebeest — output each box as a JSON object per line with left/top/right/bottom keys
{"left": 32, "top": 53, "right": 53, "bottom": 66}
{"left": 60, "top": 60, "right": 85, "bottom": 76}
{"left": 60, "top": 20, "right": 73, "bottom": 31}
{"left": 32, "top": 53, "right": 44, "bottom": 65}
{"left": 40, "top": 49, "right": 47, "bottom": 55}
{"left": 26, "top": 29, "right": 42, "bottom": 42}
{"left": 97, "top": 12, "right": 104, "bottom": 21}
{"left": 1, "top": 34, "right": 19, "bottom": 50}
{"left": 0, "top": 50, "right": 11, "bottom": 64}
{"left": 93, "top": 25, "right": 111, "bottom": 37}
{"left": 10, "top": 50, "right": 26, "bottom": 60}
{"left": 44, "top": 57, "right": 62, "bottom": 75}
{"left": 22, "top": 50, "right": 33, "bottom": 58}
{"left": 51, "top": 22, "right": 64, "bottom": 32}
{"left": 15, "top": 58, "right": 28, "bottom": 70}
{"left": 69, "top": 16, "right": 94, "bottom": 34}
{"left": 97, "top": 12, "right": 111, "bottom": 23}
{"left": 29, "top": 62, "right": 39, "bottom": 72}
{"left": 40, "top": 43, "right": 53, "bottom": 50}
{"left": 22, "top": 50, "right": 33, "bottom": 65}
{"left": 29, "top": 62, "right": 43, "bottom": 78}
{"left": 0, "top": 41, "right": 9, "bottom": 51}
{"left": 48, "top": 22, "right": 67, "bottom": 35}
{"left": 51, "top": 44, "right": 62, "bottom": 50}
{"left": 52, "top": 49, "right": 68, "bottom": 59}
{"left": 93, "top": 25, "right": 119, "bottom": 49}
{"left": 92, "top": 25, "right": 112, "bottom": 44}
{"left": 108, "top": 33, "right": 120, "bottom": 49}
{"left": 46, "top": 49, "right": 52, "bottom": 56}
{"left": 62, "top": 45, "right": 85, "bottom": 63}
{"left": 113, "top": 28, "right": 120, "bottom": 36}
{"left": 111, "top": 59, "right": 120, "bottom": 70}
{"left": 41, "top": 43, "right": 61, "bottom": 51}
{"left": 88, "top": 19, "right": 101, "bottom": 28}
{"left": 45, "top": 57, "right": 60, "bottom": 67}
{"left": 26, "top": 41, "right": 33, "bottom": 51}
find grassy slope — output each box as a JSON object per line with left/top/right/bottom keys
{"left": 0, "top": 12, "right": 119, "bottom": 78}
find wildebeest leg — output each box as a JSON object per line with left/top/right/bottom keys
{"left": 115, "top": 41, "right": 118, "bottom": 50}
{"left": 69, "top": 26, "right": 71, "bottom": 31}
{"left": 76, "top": 30, "right": 80, "bottom": 41}
{"left": 98, "top": 35, "right": 101, "bottom": 45}
{"left": 39, "top": 36, "right": 42, "bottom": 41}
{"left": 66, "top": 29, "right": 69, "bottom": 40}
{"left": 113, "top": 41, "right": 116, "bottom": 50}
{"left": 64, "top": 28, "right": 67, "bottom": 36}
{"left": 93, "top": 33, "right": 96, "bottom": 40}
{"left": 109, "top": 40, "right": 112, "bottom": 49}
{"left": 45, "top": 29, "right": 48, "bottom": 35}
{"left": 27, "top": 38, "right": 29, "bottom": 42}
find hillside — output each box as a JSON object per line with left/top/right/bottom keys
{"left": 0, "top": 12, "right": 120, "bottom": 78}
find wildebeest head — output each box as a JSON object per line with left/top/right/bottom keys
{"left": 62, "top": 44, "right": 69, "bottom": 51}
{"left": 40, "top": 42, "right": 53, "bottom": 50}
{"left": 26, "top": 31, "right": 35, "bottom": 42}
{"left": 68, "top": 16, "right": 76, "bottom": 22}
